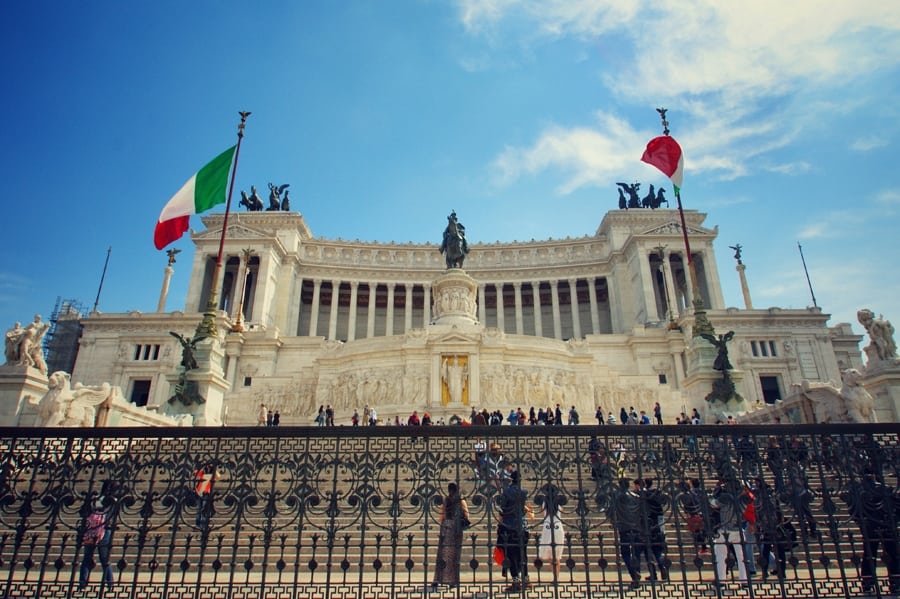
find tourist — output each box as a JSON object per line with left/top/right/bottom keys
{"left": 351, "top": 409, "right": 360, "bottom": 426}
{"left": 272, "top": 411, "right": 280, "bottom": 426}
{"left": 496, "top": 470, "right": 531, "bottom": 591}
{"left": 326, "top": 405, "right": 335, "bottom": 426}
{"left": 619, "top": 407, "right": 628, "bottom": 425}
{"left": 315, "top": 405, "right": 326, "bottom": 426}
{"left": 195, "top": 464, "right": 220, "bottom": 529}
{"left": 257, "top": 403, "right": 268, "bottom": 426}
{"left": 653, "top": 402, "right": 662, "bottom": 425}
{"left": 78, "top": 497, "right": 114, "bottom": 591}
{"left": 612, "top": 478, "right": 643, "bottom": 588}
{"left": 422, "top": 411, "right": 432, "bottom": 426}
{"left": 638, "top": 478, "right": 669, "bottom": 581}
{"left": 430, "top": 482, "right": 469, "bottom": 590}
{"left": 536, "top": 482, "right": 567, "bottom": 578}
{"left": 266, "top": 409, "right": 273, "bottom": 426}
{"left": 554, "top": 404, "right": 563, "bottom": 426}
{"left": 596, "top": 406, "right": 605, "bottom": 425}
{"left": 568, "top": 405, "right": 579, "bottom": 425}
{"left": 710, "top": 478, "right": 750, "bottom": 588}
{"left": 369, "top": 406, "right": 378, "bottom": 426}
{"left": 408, "top": 410, "right": 421, "bottom": 426}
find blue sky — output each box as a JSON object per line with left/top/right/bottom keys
{"left": 2, "top": 1, "right": 899, "bottom": 345}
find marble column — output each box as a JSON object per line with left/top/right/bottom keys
{"left": 347, "top": 281, "right": 359, "bottom": 341}
{"left": 550, "top": 281, "right": 562, "bottom": 340}
{"left": 587, "top": 277, "right": 600, "bottom": 335}
{"left": 423, "top": 285, "right": 431, "bottom": 325}
{"left": 386, "top": 283, "right": 396, "bottom": 336}
{"left": 513, "top": 282, "right": 524, "bottom": 334}
{"left": 327, "top": 280, "right": 340, "bottom": 340}
{"left": 737, "top": 263, "right": 753, "bottom": 309}
{"left": 496, "top": 283, "right": 506, "bottom": 332}
{"left": 478, "top": 284, "right": 487, "bottom": 324}
{"left": 568, "top": 278, "right": 582, "bottom": 339}
{"left": 532, "top": 282, "right": 544, "bottom": 337}
{"left": 662, "top": 252, "right": 679, "bottom": 318}
{"left": 367, "top": 283, "right": 377, "bottom": 338}
{"left": 309, "top": 279, "right": 322, "bottom": 337}
{"left": 640, "top": 251, "right": 660, "bottom": 322}
{"left": 157, "top": 265, "right": 174, "bottom": 312}
{"left": 404, "top": 285, "right": 413, "bottom": 332}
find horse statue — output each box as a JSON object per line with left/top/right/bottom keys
{"left": 239, "top": 189, "right": 264, "bottom": 211}
{"left": 641, "top": 184, "right": 656, "bottom": 209}
{"left": 439, "top": 211, "right": 469, "bottom": 269}
{"left": 281, "top": 189, "right": 291, "bottom": 211}
{"left": 653, "top": 187, "right": 668, "bottom": 208}
{"left": 616, "top": 182, "right": 641, "bottom": 209}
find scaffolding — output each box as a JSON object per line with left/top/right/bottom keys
{"left": 44, "top": 296, "right": 86, "bottom": 375}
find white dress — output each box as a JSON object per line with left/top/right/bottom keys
{"left": 538, "top": 510, "right": 565, "bottom": 563}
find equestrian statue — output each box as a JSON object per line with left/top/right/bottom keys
{"left": 439, "top": 210, "right": 469, "bottom": 269}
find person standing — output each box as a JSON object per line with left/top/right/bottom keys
{"left": 257, "top": 403, "right": 268, "bottom": 426}
{"left": 536, "top": 482, "right": 567, "bottom": 578}
{"left": 596, "top": 406, "right": 605, "bottom": 425}
{"left": 369, "top": 406, "right": 378, "bottom": 426}
{"left": 497, "top": 470, "right": 531, "bottom": 591}
{"left": 430, "top": 482, "right": 470, "bottom": 590}
{"left": 79, "top": 497, "right": 114, "bottom": 591}
{"left": 612, "top": 478, "right": 643, "bottom": 588}
{"left": 710, "top": 478, "right": 750, "bottom": 588}
{"left": 653, "top": 402, "right": 663, "bottom": 425}
{"left": 272, "top": 411, "right": 280, "bottom": 426}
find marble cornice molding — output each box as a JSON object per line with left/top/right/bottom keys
{"left": 200, "top": 213, "right": 313, "bottom": 239}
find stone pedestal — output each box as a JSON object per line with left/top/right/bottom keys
{"left": 861, "top": 360, "right": 900, "bottom": 422}
{"left": 0, "top": 365, "right": 48, "bottom": 426}
{"left": 162, "top": 337, "right": 230, "bottom": 426}
{"left": 431, "top": 270, "right": 478, "bottom": 326}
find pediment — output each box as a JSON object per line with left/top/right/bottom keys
{"left": 641, "top": 221, "right": 713, "bottom": 236}
{"left": 192, "top": 224, "right": 268, "bottom": 241}
{"left": 431, "top": 330, "right": 482, "bottom": 345}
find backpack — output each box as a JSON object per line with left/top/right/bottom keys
{"left": 83, "top": 511, "right": 106, "bottom": 545}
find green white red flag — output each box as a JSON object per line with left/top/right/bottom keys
{"left": 153, "top": 145, "right": 236, "bottom": 250}
{"left": 641, "top": 135, "right": 684, "bottom": 193}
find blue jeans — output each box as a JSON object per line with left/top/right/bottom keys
{"left": 79, "top": 532, "right": 113, "bottom": 588}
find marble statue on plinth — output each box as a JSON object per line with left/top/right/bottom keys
{"left": 858, "top": 308, "right": 897, "bottom": 367}
{"left": 4, "top": 314, "right": 51, "bottom": 374}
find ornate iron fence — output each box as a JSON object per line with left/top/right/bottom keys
{"left": 0, "top": 423, "right": 898, "bottom": 598}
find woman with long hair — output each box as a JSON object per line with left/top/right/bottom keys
{"left": 431, "top": 482, "right": 469, "bottom": 589}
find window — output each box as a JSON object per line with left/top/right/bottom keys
{"left": 130, "top": 380, "right": 151, "bottom": 407}
{"left": 751, "top": 340, "right": 778, "bottom": 358}
{"left": 244, "top": 377, "right": 252, "bottom": 387}
{"left": 658, "top": 373, "right": 667, "bottom": 385}
{"left": 133, "top": 344, "right": 161, "bottom": 361}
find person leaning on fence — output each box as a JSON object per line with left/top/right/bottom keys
{"left": 496, "top": 470, "right": 531, "bottom": 592}
{"left": 79, "top": 497, "right": 114, "bottom": 591}
{"left": 195, "top": 464, "right": 221, "bottom": 528}
{"left": 431, "top": 482, "right": 470, "bottom": 590}
{"left": 710, "top": 478, "right": 750, "bottom": 588}
{"left": 611, "top": 478, "right": 643, "bottom": 589}
{"left": 841, "top": 468, "right": 900, "bottom": 595}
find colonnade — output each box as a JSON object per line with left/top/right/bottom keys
{"left": 295, "top": 277, "right": 614, "bottom": 341}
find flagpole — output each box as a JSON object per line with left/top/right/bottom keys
{"left": 797, "top": 242, "right": 818, "bottom": 308}
{"left": 195, "top": 111, "right": 251, "bottom": 339}
{"left": 655, "top": 109, "right": 715, "bottom": 339}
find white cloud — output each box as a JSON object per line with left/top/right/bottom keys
{"left": 491, "top": 112, "right": 647, "bottom": 193}
{"left": 850, "top": 136, "right": 888, "bottom": 152}
{"left": 765, "top": 162, "right": 813, "bottom": 176}
{"left": 874, "top": 190, "right": 900, "bottom": 205}
{"left": 463, "top": 0, "right": 900, "bottom": 190}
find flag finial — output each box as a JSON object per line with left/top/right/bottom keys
{"left": 656, "top": 107, "right": 669, "bottom": 136}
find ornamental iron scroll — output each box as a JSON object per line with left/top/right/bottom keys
{"left": 0, "top": 424, "right": 897, "bottom": 598}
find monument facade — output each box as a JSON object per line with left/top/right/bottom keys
{"left": 66, "top": 208, "right": 879, "bottom": 425}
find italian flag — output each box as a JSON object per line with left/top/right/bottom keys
{"left": 641, "top": 135, "right": 684, "bottom": 193}
{"left": 153, "top": 145, "right": 236, "bottom": 250}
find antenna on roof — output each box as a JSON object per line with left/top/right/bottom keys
{"left": 797, "top": 242, "right": 818, "bottom": 308}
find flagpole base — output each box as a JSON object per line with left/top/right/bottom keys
{"left": 195, "top": 301, "right": 219, "bottom": 340}
{"left": 691, "top": 297, "right": 716, "bottom": 339}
